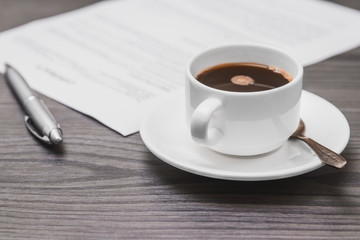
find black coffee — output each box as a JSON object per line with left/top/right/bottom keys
{"left": 196, "top": 62, "right": 292, "bottom": 92}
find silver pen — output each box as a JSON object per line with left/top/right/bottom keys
{"left": 5, "top": 64, "right": 63, "bottom": 145}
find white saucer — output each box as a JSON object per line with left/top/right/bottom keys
{"left": 140, "top": 90, "right": 350, "bottom": 181}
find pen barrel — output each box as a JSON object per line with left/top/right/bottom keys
{"left": 23, "top": 96, "right": 61, "bottom": 136}
{"left": 5, "top": 67, "right": 33, "bottom": 103}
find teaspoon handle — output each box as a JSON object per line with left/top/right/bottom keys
{"left": 296, "top": 136, "right": 347, "bottom": 168}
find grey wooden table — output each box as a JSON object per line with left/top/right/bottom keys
{"left": 0, "top": 0, "right": 359, "bottom": 239}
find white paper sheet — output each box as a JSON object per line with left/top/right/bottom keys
{"left": 0, "top": 0, "right": 359, "bottom": 136}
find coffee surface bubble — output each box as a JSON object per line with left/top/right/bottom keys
{"left": 231, "top": 75, "right": 255, "bottom": 86}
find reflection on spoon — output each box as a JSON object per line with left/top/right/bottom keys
{"left": 291, "top": 119, "right": 347, "bottom": 168}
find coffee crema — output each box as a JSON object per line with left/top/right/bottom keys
{"left": 196, "top": 62, "right": 293, "bottom": 92}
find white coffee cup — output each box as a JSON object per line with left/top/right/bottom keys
{"left": 185, "top": 44, "right": 303, "bottom": 156}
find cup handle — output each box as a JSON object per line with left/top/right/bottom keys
{"left": 190, "top": 98, "right": 223, "bottom": 146}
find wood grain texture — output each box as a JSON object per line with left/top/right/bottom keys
{"left": 0, "top": 0, "right": 359, "bottom": 239}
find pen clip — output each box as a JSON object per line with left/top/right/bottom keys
{"left": 24, "top": 115, "right": 52, "bottom": 145}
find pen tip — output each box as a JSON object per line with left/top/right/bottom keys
{"left": 4, "top": 63, "right": 11, "bottom": 70}
{"left": 49, "top": 128, "right": 63, "bottom": 144}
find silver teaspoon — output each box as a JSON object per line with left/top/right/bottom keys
{"left": 291, "top": 119, "right": 347, "bottom": 168}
